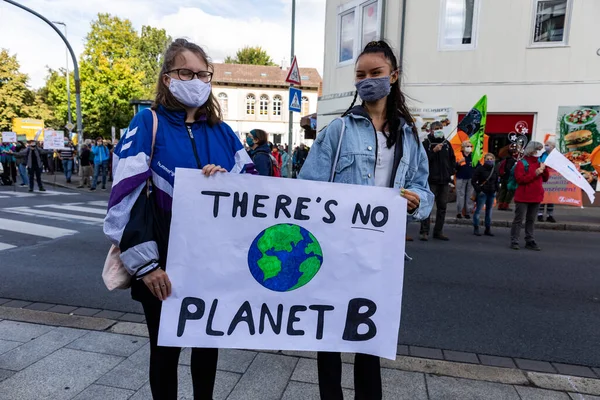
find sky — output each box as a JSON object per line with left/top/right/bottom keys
{"left": 0, "top": 0, "right": 326, "bottom": 89}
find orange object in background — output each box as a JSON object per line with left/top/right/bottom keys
{"left": 449, "top": 131, "right": 488, "bottom": 167}
{"left": 590, "top": 145, "right": 600, "bottom": 176}
{"left": 542, "top": 169, "right": 583, "bottom": 207}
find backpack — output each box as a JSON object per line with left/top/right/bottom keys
{"left": 251, "top": 150, "right": 280, "bottom": 177}
{"left": 506, "top": 159, "right": 529, "bottom": 191}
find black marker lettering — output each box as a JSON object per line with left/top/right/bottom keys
{"left": 201, "top": 191, "right": 231, "bottom": 218}
{"left": 287, "top": 305, "right": 307, "bottom": 336}
{"left": 342, "top": 298, "right": 377, "bottom": 341}
{"left": 352, "top": 204, "right": 371, "bottom": 225}
{"left": 294, "top": 197, "right": 311, "bottom": 220}
{"left": 259, "top": 303, "right": 283, "bottom": 334}
{"left": 371, "top": 206, "right": 389, "bottom": 228}
{"left": 232, "top": 192, "right": 248, "bottom": 218}
{"left": 227, "top": 301, "right": 256, "bottom": 335}
{"left": 252, "top": 195, "right": 270, "bottom": 218}
{"left": 309, "top": 305, "right": 335, "bottom": 340}
{"left": 206, "top": 299, "right": 224, "bottom": 336}
{"left": 275, "top": 195, "right": 292, "bottom": 219}
{"left": 322, "top": 200, "right": 338, "bottom": 224}
{"left": 177, "top": 297, "right": 205, "bottom": 337}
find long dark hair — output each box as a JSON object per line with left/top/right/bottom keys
{"left": 153, "top": 38, "right": 222, "bottom": 125}
{"left": 343, "top": 40, "right": 418, "bottom": 148}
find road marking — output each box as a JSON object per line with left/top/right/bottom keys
{"left": 0, "top": 242, "right": 17, "bottom": 251}
{"left": 38, "top": 204, "right": 107, "bottom": 215}
{"left": 87, "top": 200, "right": 109, "bottom": 207}
{"left": 0, "top": 218, "right": 78, "bottom": 238}
{"left": 0, "top": 190, "right": 79, "bottom": 198}
{"left": 2, "top": 207, "right": 104, "bottom": 224}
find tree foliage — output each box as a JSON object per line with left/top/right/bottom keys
{"left": 136, "top": 26, "right": 172, "bottom": 99}
{"left": 225, "top": 46, "right": 276, "bottom": 66}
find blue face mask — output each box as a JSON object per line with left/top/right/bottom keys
{"left": 355, "top": 76, "right": 391, "bottom": 102}
{"left": 485, "top": 160, "right": 494, "bottom": 166}
{"left": 246, "top": 136, "right": 255, "bottom": 147}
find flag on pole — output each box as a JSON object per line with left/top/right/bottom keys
{"left": 456, "top": 95, "right": 488, "bottom": 167}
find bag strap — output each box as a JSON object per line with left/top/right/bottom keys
{"left": 329, "top": 117, "right": 347, "bottom": 183}
{"left": 146, "top": 109, "right": 158, "bottom": 197}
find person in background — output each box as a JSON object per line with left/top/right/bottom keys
{"left": 13, "top": 141, "right": 29, "bottom": 187}
{"left": 90, "top": 136, "right": 110, "bottom": 191}
{"left": 270, "top": 144, "right": 282, "bottom": 177}
{"left": 246, "top": 129, "right": 273, "bottom": 176}
{"left": 20, "top": 141, "right": 49, "bottom": 192}
{"left": 58, "top": 140, "right": 76, "bottom": 183}
{"left": 77, "top": 143, "right": 93, "bottom": 189}
{"left": 497, "top": 146, "right": 518, "bottom": 211}
{"left": 420, "top": 121, "right": 456, "bottom": 241}
{"left": 471, "top": 153, "right": 499, "bottom": 236}
{"left": 455, "top": 140, "right": 475, "bottom": 219}
{"left": 510, "top": 141, "right": 549, "bottom": 251}
{"left": 280, "top": 145, "right": 290, "bottom": 178}
{"left": 537, "top": 138, "right": 556, "bottom": 223}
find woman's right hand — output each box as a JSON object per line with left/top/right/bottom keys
{"left": 142, "top": 268, "right": 172, "bottom": 301}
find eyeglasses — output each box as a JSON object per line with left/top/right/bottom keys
{"left": 166, "top": 69, "right": 213, "bottom": 82}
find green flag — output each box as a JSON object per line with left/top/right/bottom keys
{"left": 457, "top": 95, "right": 487, "bottom": 167}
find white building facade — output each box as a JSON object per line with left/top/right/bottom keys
{"left": 320, "top": 0, "right": 600, "bottom": 153}
{"left": 211, "top": 63, "right": 321, "bottom": 147}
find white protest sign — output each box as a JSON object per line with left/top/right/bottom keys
{"left": 2, "top": 132, "right": 17, "bottom": 143}
{"left": 43, "top": 130, "right": 65, "bottom": 149}
{"left": 545, "top": 149, "right": 595, "bottom": 203}
{"left": 159, "top": 170, "right": 407, "bottom": 360}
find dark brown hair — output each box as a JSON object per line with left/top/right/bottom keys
{"left": 250, "top": 129, "right": 268, "bottom": 146}
{"left": 343, "top": 40, "right": 418, "bottom": 147}
{"left": 152, "top": 38, "right": 222, "bottom": 125}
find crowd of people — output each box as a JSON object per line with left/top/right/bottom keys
{"left": 243, "top": 129, "right": 309, "bottom": 179}
{"left": 0, "top": 137, "right": 117, "bottom": 191}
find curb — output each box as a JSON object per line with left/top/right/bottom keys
{"left": 438, "top": 218, "right": 600, "bottom": 233}
{"left": 1, "top": 305, "right": 600, "bottom": 397}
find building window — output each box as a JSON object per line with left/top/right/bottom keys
{"left": 531, "top": 0, "right": 571, "bottom": 46}
{"left": 302, "top": 96, "right": 310, "bottom": 116}
{"left": 273, "top": 95, "right": 282, "bottom": 116}
{"left": 337, "top": 1, "right": 382, "bottom": 65}
{"left": 361, "top": 1, "right": 379, "bottom": 48}
{"left": 339, "top": 10, "right": 355, "bottom": 63}
{"left": 273, "top": 134, "right": 282, "bottom": 144}
{"left": 438, "top": 0, "right": 480, "bottom": 51}
{"left": 218, "top": 93, "right": 228, "bottom": 118}
{"left": 246, "top": 94, "right": 255, "bottom": 116}
{"left": 259, "top": 95, "right": 269, "bottom": 116}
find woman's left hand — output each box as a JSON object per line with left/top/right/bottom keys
{"left": 400, "top": 188, "right": 420, "bottom": 212}
{"left": 202, "top": 164, "right": 227, "bottom": 176}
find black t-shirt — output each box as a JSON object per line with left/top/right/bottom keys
{"left": 80, "top": 148, "right": 91, "bottom": 166}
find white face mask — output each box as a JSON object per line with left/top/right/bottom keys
{"left": 433, "top": 130, "right": 445, "bottom": 139}
{"left": 534, "top": 149, "right": 545, "bottom": 158}
{"left": 168, "top": 77, "right": 212, "bottom": 108}
{"left": 464, "top": 147, "right": 473, "bottom": 155}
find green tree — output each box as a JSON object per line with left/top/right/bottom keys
{"left": 136, "top": 26, "right": 172, "bottom": 99}
{"left": 0, "top": 49, "right": 32, "bottom": 130}
{"left": 37, "top": 68, "right": 72, "bottom": 128}
{"left": 225, "top": 46, "right": 276, "bottom": 66}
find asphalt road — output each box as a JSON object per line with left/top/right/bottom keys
{"left": 1, "top": 185, "right": 599, "bottom": 367}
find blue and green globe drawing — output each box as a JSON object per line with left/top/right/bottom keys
{"left": 248, "top": 224, "right": 323, "bottom": 292}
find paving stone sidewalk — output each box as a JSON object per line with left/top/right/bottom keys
{"left": 0, "top": 318, "right": 599, "bottom": 400}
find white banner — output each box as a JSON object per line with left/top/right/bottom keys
{"left": 43, "top": 130, "right": 65, "bottom": 149}
{"left": 545, "top": 149, "right": 595, "bottom": 203}
{"left": 158, "top": 170, "right": 407, "bottom": 360}
{"left": 408, "top": 106, "right": 456, "bottom": 142}
{"left": 2, "top": 132, "right": 17, "bottom": 143}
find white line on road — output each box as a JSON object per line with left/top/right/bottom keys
{"left": 37, "top": 204, "right": 107, "bottom": 215}
{"left": 0, "top": 218, "right": 78, "bottom": 238}
{"left": 0, "top": 190, "right": 79, "bottom": 198}
{"left": 2, "top": 207, "right": 104, "bottom": 224}
{"left": 86, "top": 200, "right": 109, "bottom": 207}
{"left": 0, "top": 242, "right": 17, "bottom": 251}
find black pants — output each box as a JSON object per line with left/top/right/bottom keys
{"left": 317, "top": 352, "right": 382, "bottom": 400}
{"left": 510, "top": 202, "right": 539, "bottom": 244}
{"left": 420, "top": 183, "right": 449, "bottom": 236}
{"left": 27, "top": 166, "right": 44, "bottom": 190}
{"left": 141, "top": 296, "right": 218, "bottom": 400}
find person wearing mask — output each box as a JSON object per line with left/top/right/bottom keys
{"left": 246, "top": 129, "right": 273, "bottom": 176}
{"left": 18, "top": 141, "right": 49, "bottom": 192}
{"left": 299, "top": 40, "right": 433, "bottom": 400}
{"left": 510, "top": 141, "right": 549, "bottom": 250}
{"left": 270, "top": 143, "right": 282, "bottom": 177}
{"left": 13, "top": 141, "right": 29, "bottom": 187}
{"left": 497, "top": 146, "right": 518, "bottom": 211}
{"left": 280, "top": 145, "right": 290, "bottom": 178}
{"left": 455, "top": 140, "right": 475, "bottom": 219}
{"left": 58, "top": 140, "right": 76, "bottom": 183}
{"left": 471, "top": 153, "right": 499, "bottom": 236}
{"left": 77, "top": 143, "right": 93, "bottom": 189}
{"left": 537, "top": 139, "right": 556, "bottom": 223}
{"left": 104, "top": 38, "right": 255, "bottom": 400}
{"left": 90, "top": 137, "right": 110, "bottom": 191}
{"left": 420, "top": 121, "right": 456, "bottom": 241}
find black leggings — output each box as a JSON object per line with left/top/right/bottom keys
{"left": 317, "top": 352, "right": 382, "bottom": 400}
{"left": 141, "top": 297, "right": 218, "bottom": 400}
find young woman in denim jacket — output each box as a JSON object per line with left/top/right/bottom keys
{"left": 299, "top": 40, "right": 434, "bottom": 400}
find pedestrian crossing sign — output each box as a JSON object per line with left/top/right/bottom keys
{"left": 289, "top": 87, "right": 302, "bottom": 113}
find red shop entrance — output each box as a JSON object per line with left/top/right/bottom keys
{"left": 458, "top": 113, "right": 535, "bottom": 158}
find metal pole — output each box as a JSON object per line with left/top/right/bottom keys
{"left": 4, "top": 1, "right": 83, "bottom": 147}
{"left": 287, "top": 0, "right": 296, "bottom": 177}
{"left": 52, "top": 22, "right": 72, "bottom": 129}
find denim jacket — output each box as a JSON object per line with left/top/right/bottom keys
{"left": 298, "top": 106, "right": 434, "bottom": 222}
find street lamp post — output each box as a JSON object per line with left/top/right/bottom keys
{"left": 287, "top": 0, "right": 296, "bottom": 177}
{"left": 2, "top": 0, "right": 83, "bottom": 146}
{"left": 51, "top": 21, "right": 72, "bottom": 131}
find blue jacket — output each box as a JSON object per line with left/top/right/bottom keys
{"left": 248, "top": 143, "right": 272, "bottom": 176}
{"left": 298, "top": 106, "right": 434, "bottom": 221}
{"left": 104, "top": 106, "right": 255, "bottom": 279}
{"left": 92, "top": 144, "right": 110, "bottom": 163}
